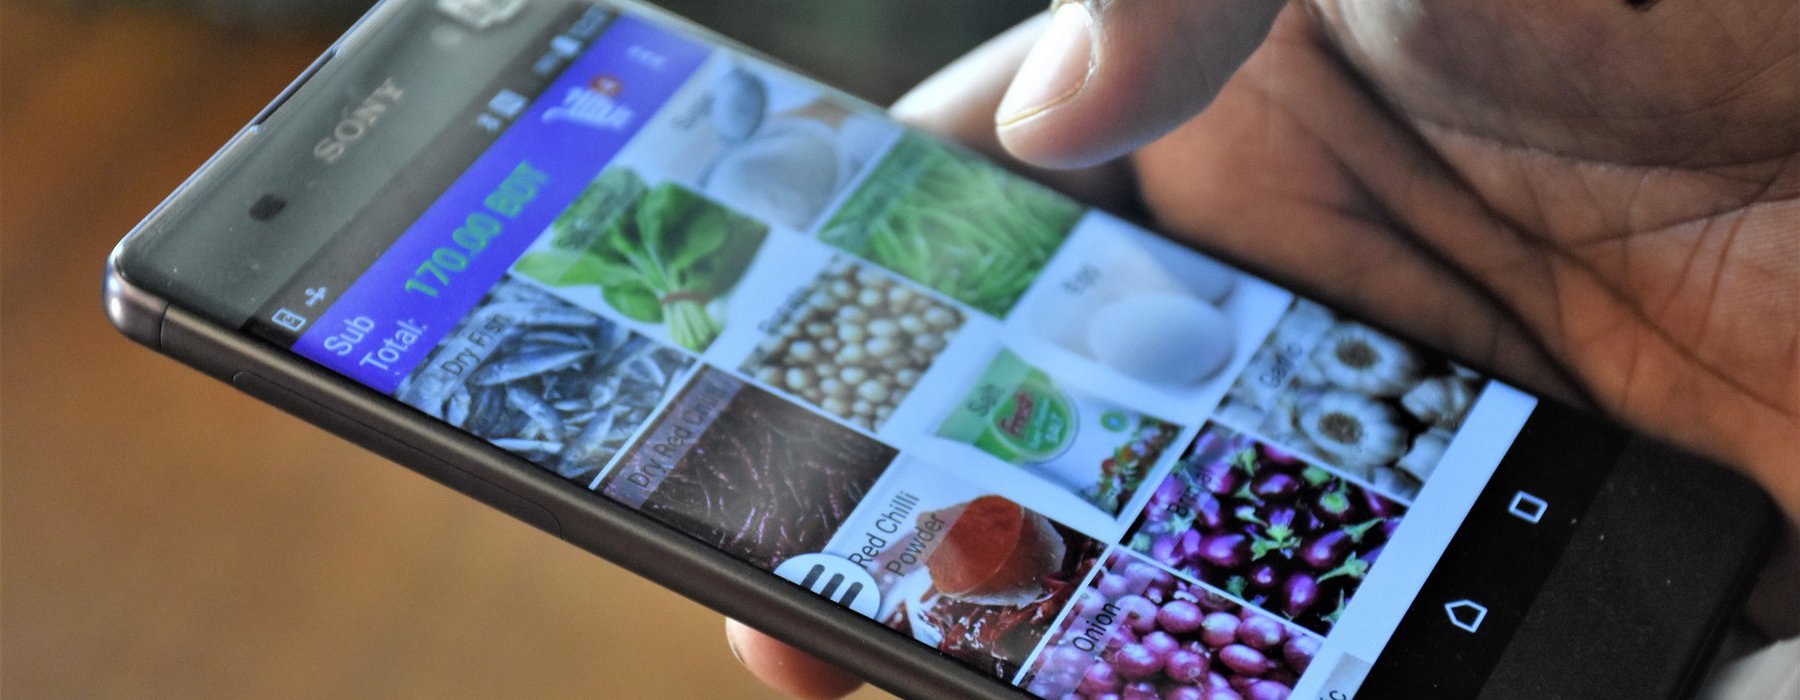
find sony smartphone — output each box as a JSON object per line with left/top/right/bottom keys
{"left": 106, "top": 1, "right": 1776, "bottom": 697}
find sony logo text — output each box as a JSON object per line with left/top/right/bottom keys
{"left": 314, "top": 78, "right": 404, "bottom": 164}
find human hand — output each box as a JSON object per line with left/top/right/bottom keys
{"left": 732, "top": 0, "right": 1798, "bottom": 694}
{"left": 916, "top": 0, "right": 1800, "bottom": 518}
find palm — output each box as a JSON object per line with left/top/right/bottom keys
{"left": 1122, "top": 2, "right": 1799, "bottom": 515}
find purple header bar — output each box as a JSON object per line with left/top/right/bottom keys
{"left": 292, "top": 15, "right": 708, "bottom": 394}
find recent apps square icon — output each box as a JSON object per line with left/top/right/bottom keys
{"left": 1509, "top": 491, "right": 1548, "bottom": 524}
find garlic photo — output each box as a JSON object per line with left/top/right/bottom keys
{"left": 1309, "top": 323, "right": 1422, "bottom": 397}
{"left": 1396, "top": 428, "right": 1454, "bottom": 483}
{"left": 1219, "top": 300, "right": 1490, "bottom": 501}
{"left": 1296, "top": 391, "right": 1410, "bottom": 468}
{"left": 1402, "top": 376, "right": 1478, "bottom": 429}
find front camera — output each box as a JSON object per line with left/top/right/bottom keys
{"left": 249, "top": 194, "right": 287, "bottom": 221}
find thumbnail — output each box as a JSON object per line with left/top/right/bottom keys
{"left": 395, "top": 277, "right": 692, "bottom": 483}
{"left": 818, "top": 133, "right": 1084, "bottom": 317}
{"left": 513, "top": 167, "right": 770, "bottom": 352}
{"left": 1219, "top": 300, "right": 1485, "bottom": 498}
{"left": 1124, "top": 425, "right": 1407, "bottom": 635}
{"left": 931, "top": 349, "right": 1182, "bottom": 518}
{"left": 600, "top": 368, "right": 895, "bottom": 570}
{"left": 1021, "top": 549, "right": 1318, "bottom": 700}
{"left": 741, "top": 258, "right": 964, "bottom": 432}
{"left": 818, "top": 458, "right": 1107, "bottom": 681}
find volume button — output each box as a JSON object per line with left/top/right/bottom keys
{"left": 230, "top": 372, "right": 563, "bottom": 535}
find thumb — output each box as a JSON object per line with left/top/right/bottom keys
{"left": 996, "top": 0, "right": 1286, "bottom": 169}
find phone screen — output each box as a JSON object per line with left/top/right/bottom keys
{"left": 235, "top": 3, "right": 1602, "bottom": 697}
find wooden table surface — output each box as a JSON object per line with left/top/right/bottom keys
{"left": 0, "top": 2, "right": 1031, "bottom": 696}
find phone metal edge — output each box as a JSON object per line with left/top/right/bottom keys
{"left": 104, "top": 246, "right": 170, "bottom": 350}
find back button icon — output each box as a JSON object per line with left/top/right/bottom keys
{"left": 1445, "top": 599, "right": 1489, "bottom": 633}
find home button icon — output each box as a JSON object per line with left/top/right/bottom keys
{"left": 1508, "top": 491, "right": 1549, "bottom": 524}
{"left": 1445, "top": 599, "right": 1489, "bottom": 633}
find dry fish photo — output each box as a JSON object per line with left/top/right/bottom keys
{"left": 395, "top": 277, "right": 695, "bottom": 484}
{"left": 1216, "top": 300, "right": 1485, "bottom": 499}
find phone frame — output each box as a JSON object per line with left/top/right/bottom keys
{"left": 102, "top": 1, "right": 1777, "bottom": 697}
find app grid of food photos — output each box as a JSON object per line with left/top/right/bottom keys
{"left": 367, "top": 23, "right": 1508, "bottom": 700}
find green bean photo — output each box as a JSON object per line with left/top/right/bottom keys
{"left": 818, "top": 135, "right": 1083, "bottom": 317}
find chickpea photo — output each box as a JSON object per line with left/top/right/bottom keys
{"left": 742, "top": 259, "right": 965, "bottom": 431}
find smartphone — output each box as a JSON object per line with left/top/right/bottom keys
{"left": 105, "top": 1, "right": 1777, "bottom": 697}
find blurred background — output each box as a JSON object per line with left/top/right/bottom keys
{"left": 0, "top": 0, "right": 1039, "bottom": 696}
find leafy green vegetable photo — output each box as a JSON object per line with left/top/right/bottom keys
{"left": 514, "top": 168, "right": 770, "bottom": 351}
{"left": 818, "top": 134, "right": 1083, "bottom": 317}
